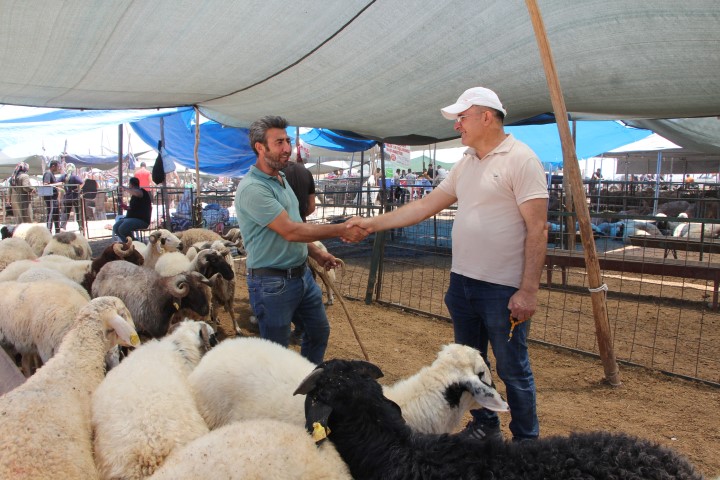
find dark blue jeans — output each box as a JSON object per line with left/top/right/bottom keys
{"left": 112, "top": 215, "right": 149, "bottom": 242}
{"left": 444, "top": 272, "right": 539, "bottom": 440}
{"left": 247, "top": 266, "right": 329, "bottom": 364}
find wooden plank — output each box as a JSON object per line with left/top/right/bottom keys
{"left": 628, "top": 235, "right": 720, "bottom": 255}
{"left": 545, "top": 249, "right": 720, "bottom": 309}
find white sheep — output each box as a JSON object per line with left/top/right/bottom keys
{"left": 137, "top": 229, "right": 185, "bottom": 269}
{"left": 10, "top": 223, "right": 53, "bottom": 257}
{"left": 0, "top": 256, "right": 92, "bottom": 285}
{"left": 42, "top": 231, "right": 92, "bottom": 259}
{"left": 149, "top": 419, "right": 351, "bottom": 480}
{"left": 189, "top": 339, "right": 506, "bottom": 434}
{"left": 0, "top": 297, "right": 139, "bottom": 480}
{"left": 0, "top": 237, "right": 37, "bottom": 272}
{"left": 16, "top": 267, "right": 91, "bottom": 300}
{"left": 92, "top": 319, "right": 216, "bottom": 480}
{"left": 0, "top": 279, "right": 95, "bottom": 375}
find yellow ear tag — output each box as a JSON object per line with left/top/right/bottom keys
{"left": 130, "top": 333, "right": 141, "bottom": 347}
{"left": 173, "top": 302, "right": 180, "bottom": 311}
{"left": 312, "top": 422, "right": 330, "bottom": 443}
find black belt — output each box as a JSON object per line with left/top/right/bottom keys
{"left": 247, "top": 263, "right": 306, "bottom": 279}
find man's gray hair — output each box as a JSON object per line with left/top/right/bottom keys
{"left": 249, "top": 116, "right": 289, "bottom": 155}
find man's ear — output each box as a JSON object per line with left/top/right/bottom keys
{"left": 255, "top": 141, "right": 266, "bottom": 154}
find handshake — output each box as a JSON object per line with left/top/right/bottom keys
{"left": 339, "top": 216, "right": 373, "bottom": 243}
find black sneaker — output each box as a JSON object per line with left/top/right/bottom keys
{"left": 458, "top": 421, "right": 504, "bottom": 443}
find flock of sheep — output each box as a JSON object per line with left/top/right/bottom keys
{"left": 0, "top": 223, "right": 710, "bottom": 479}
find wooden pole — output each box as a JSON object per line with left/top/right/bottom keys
{"left": 193, "top": 106, "right": 202, "bottom": 228}
{"left": 117, "top": 124, "right": 124, "bottom": 216}
{"left": 525, "top": 0, "right": 621, "bottom": 385}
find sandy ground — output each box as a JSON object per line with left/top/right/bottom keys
{"left": 207, "top": 277, "right": 720, "bottom": 479}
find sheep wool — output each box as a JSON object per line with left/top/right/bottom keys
{"left": 0, "top": 297, "right": 139, "bottom": 480}
{"left": 150, "top": 419, "right": 351, "bottom": 480}
{"left": 92, "top": 320, "right": 216, "bottom": 480}
{"left": 42, "top": 231, "right": 92, "bottom": 259}
{"left": 0, "top": 237, "right": 37, "bottom": 272}
{"left": 10, "top": 223, "right": 53, "bottom": 257}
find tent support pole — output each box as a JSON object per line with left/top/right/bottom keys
{"left": 193, "top": 107, "right": 202, "bottom": 228}
{"left": 117, "top": 124, "right": 124, "bottom": 216}
{"left": 526, "top": 0, "right": 621, "bottom": 385}
{"left": 653, "top": 151, "right": 662, "bottom": 215}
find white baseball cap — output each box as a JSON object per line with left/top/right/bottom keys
{"left": 440, "top": 86, "right": 507, "bottom": 120}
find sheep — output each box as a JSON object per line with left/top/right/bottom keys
{"left": 149, "top": 419, "right": 351, "bottom": 480}
{"left": 296, "top": 359, "right": 703, "bottom": 480}
{"left": 189, "top": 339, "right": 507, "bottom": 434}
{"left": 10, "top": 223, "right": 53, "bottom": 257}
{"left": 92, "top": 260, "right": 211, "bottom": 340}
{"left": 0, "top": 297, "right": 139, "bottom": 480}
{"left": 92, "top": 320, "right": 217, "bottom": 480}
{"left": 0, "top": 237, "right": 37, "bottom": 272}
{"left": 0, "top": 237, "right": 144, "bottom": 294}
{"left": 175, "top": 227, "right": 244, "bottom": 255}
{"left": 186, "top": 240, "right": 238, "bottom": 333}
{"left": 0, "top": 279, "right": 95, "bottom": 376}
{"left": 672, "top": 213, "right": 720, "bottom": 239}
{"left": 137, "top": 229, "right": 185, "bottom": 269}
{"left": 16, "top": 267, "right": 91, "bottom": 300}
{"left": 42, "top": 231, "right": 92, "bottom": 259}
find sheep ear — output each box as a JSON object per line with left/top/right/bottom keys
{"left": 108, "top": 314, "right": 141, "bottom": 347}
{"left": 465, "top": 378, "right": 510, "bottom": 412}
{"left": 354, "top": 360, "right": 384, "bottom": 380}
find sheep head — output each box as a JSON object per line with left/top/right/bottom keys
{"left": 196, "top": 249, "right": 234, "bottom": 280}
{"left": 295, "top": 359, "right": 387, "bottom": 444}
{"left": 111, "top": 236, "right": 139, "bottom": 260}
{"left": 88, "top": 296, "right": 141, "bottom": 348}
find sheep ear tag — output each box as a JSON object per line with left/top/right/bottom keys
{"left": 108, "top": 315, "right": 141, "bottom": 347}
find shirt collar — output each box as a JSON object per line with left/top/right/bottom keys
{"left": 463, "top": 134, "right": 516, "bottom": 160}
{"left": 249, "top": 165, "right": 287, "bottom": 184}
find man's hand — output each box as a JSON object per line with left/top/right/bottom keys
{"left": 310, "top": 249, "right": 339, "bottom": 271}
{"left": 340, "top": 217, "right": 370, "bottom": 243}
{"left": 344, "top": 216, "right": 374, "bottom": 234}
{"left": 508, "top": 288, "right": 537, "bottom": 323}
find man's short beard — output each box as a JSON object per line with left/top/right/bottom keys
{"left": 265, "top": 151, "right": 288, "bottom": 171}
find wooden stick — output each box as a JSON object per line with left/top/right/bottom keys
{"left": 525, "top": 0, "right": 621, "bottom": 385}
{"left": 309, "top": 258, "right": 370, "bottom": 361}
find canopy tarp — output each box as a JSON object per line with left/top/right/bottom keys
{"left": 0, "top": 1, "right": 718, "bottom": 145}
{"left": 0, "top": 155, "right": 45, "bottom": 176}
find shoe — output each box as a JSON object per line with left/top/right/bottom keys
{"left": 458, "top": 420, "right": 504, "bottom": 443}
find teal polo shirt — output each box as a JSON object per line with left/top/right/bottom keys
{"left": 235, "top": 165, "right": 307, "bottom": 269}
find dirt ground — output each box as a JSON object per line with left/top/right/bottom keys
{"left": 216, "top": 280, "right": 720, "bottom": 478}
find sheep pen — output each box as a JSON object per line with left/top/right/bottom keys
{"left": 84, "top": 237, "right": 720, "bottom": 477}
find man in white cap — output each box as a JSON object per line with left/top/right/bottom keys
{"left": 345, "top": 86, "right": 548, "bottom": 442}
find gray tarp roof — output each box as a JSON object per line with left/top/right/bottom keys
{"left": 1, "top": 1, "right": 719, "bottom": 144}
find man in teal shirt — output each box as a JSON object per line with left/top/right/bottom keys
{"left": 235, "top": 115, "right": 367, "bottom": 363}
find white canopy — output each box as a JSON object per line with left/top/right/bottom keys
{"left": 1, "top": 1, "right": 719, "bottom": 143}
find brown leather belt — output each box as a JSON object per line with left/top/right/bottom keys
{"left": 247, "top": 263, "right": 306, "bottom": 279}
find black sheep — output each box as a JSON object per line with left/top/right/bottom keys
{"left": 295, "top": 359, "right": 703, "bottom": 480}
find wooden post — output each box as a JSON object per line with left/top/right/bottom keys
{"left": 193, "top": 107, "right": 202, "bottom": 228}
{"left": 525, "top": 0, "right": 621, "bottom": 385}
{"left": 117, "top": 124, "right": 124, "bottom": 216}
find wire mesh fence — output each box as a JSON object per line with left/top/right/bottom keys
{"left": 317, "top": 181, "right": 720, "bottom": 387}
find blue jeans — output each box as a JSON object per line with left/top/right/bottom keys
{"left": 247, "top": 266, "right": 329, "bottom": 364}
{"left": 112, "top": 215, "right": 149, "bottom": 242}
{"left": 444, "top": 272, "right": 539, "bottom": 440}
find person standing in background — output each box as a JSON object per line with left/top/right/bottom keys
{"left": 9, "top": 161, "right": 34, "bottom": 223}
{"left": 281, "top": 152, "right": 318, "bottom": 344}
{"left": 134, "top": 162, "right": 154, "bottom": 191}
{"left": 60, "top": 163, "right": 84, "bottom": 233}
{"left": 42, "top": 160, "right": 63, "bottom": 234}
